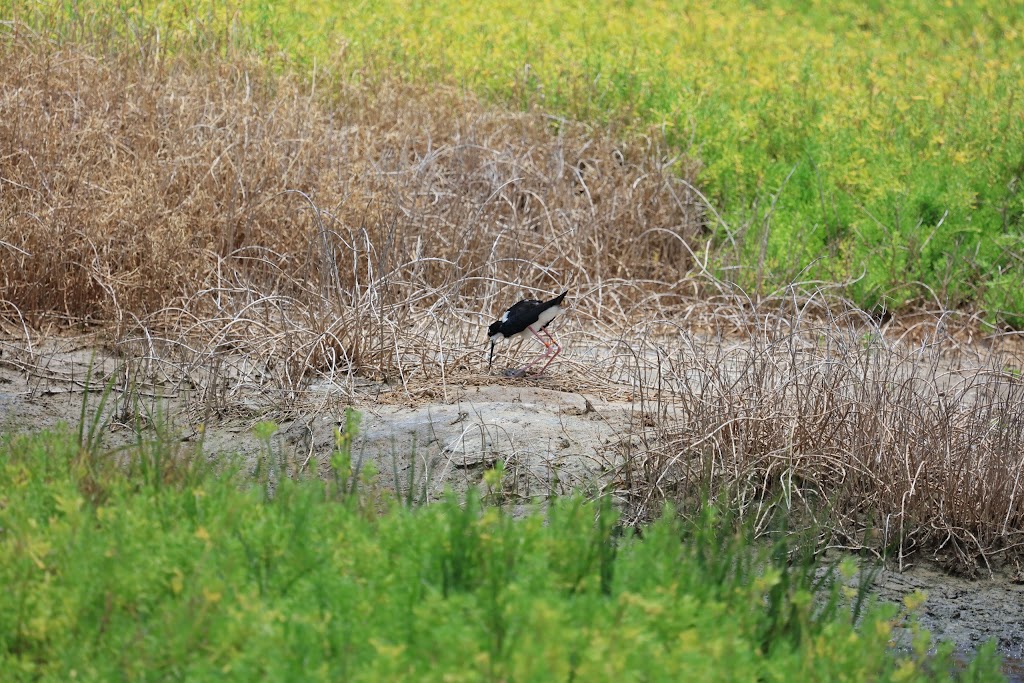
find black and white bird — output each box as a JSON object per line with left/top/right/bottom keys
{"left": 487, "top": 291, "right": 568, "bottom": 377}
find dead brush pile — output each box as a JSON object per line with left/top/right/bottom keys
{"left": 605, "top": 294, "right": 1024, "bottom": 575}
{"left": 0, "top": 28, "right": 704, "bottom": 382}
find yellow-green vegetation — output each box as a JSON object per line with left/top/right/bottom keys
{"left": 7, "top": 0, "right": 1023, "bottom": 321}
{"left": 0, "top": 425, "right": 1005, "bottom": 681}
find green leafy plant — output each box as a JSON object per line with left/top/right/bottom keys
{"left": 0, "top": 425, "right": 1007, "bottom": 681}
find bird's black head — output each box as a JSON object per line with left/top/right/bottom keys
{"left": 487, "top": 320, "right": 502, "bottom": 338}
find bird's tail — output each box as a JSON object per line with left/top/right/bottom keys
{"left": 549, "top": 290, "right": 568, "bottom": 306}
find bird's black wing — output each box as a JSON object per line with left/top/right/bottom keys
{"left": 498, "top": 299, "right": 543, "bottom": 336}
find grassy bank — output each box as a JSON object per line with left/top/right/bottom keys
{"left": 251, "top": 0, "right": 1024, "bottom": 321}
{"left": 0, "top": 425, "right": 1005, "bottom": 681}
{"left": 5, "top": 0, "right": 1023, "bottom": 323}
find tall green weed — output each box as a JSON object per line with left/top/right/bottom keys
{"left": 0, "top": 427, "right": 1006, "bottom": 681}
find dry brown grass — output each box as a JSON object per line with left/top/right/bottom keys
{"left": 3, "top": 27, "right": 1024, "bottom": 570}
{"left": 605, "top": 291, "right": 1024, "bottom": 575}
{"left": 0, "top": 27, "right": 703, "bottom": 377}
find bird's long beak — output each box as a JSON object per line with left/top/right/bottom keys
{"left": 488, "top": 340, "right": 495, "bottom": 371}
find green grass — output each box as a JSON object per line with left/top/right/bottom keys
{"left": 8, "top": 0, "right": 1022, "bottom": 322}
{"left": 0, "top": 425, "right": 1006, "bottom": 681}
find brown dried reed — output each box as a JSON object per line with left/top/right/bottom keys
{"left": 605, "top": 290, "right": 1024, "bottom": 575}
{"left": 0, "top": 29, "right": 703, "bottom": 375}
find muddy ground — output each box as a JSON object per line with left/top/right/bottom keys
{"left": 2, "top": 334, "right": 1023, "bottom": 676}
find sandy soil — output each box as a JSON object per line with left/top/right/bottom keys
{"left": 2, "top": 334, "right": 1023, "bottom": 675}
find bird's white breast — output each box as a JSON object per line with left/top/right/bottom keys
{"left": 531, "top": 305, "right": 562, "bottom": 331}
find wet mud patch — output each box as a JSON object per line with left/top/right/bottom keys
{"left": 865, "top": 558, "right": 1024, "bottom": 680}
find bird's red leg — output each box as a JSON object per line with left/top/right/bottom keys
{"left": 516, "top": 327, "right": 553, "bottom": 375}
{"left": 541, "top": 328, "right": 561, "bottom": 354}
{"left": 529, "top": 330, "right": 562, "bottom": 376}
{"left": 518, "top": 328, "right": 563, "bottom": 377}
{"left": 531, "top": 327, "right": 553, "bottom": 347}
